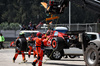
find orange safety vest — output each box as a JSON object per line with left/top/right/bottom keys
{"left": 36, "top": 38, "right": 42, "bottom": 47}
{"left": 28, "top": 36, "right": 34, "bottom": 41}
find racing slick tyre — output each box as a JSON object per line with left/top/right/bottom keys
{"left": 16, "top": 38, "right": 28, "bottom": 51}
{"left": 84, "top": 43, "right": 100, "bottom": 66}
{"left": 69, "top": 55, "right": 76, "bottom": 58}
{"left": 49, "top": 50, "right": 63, "bottom": 60}
{"left": 51, "top": 37, "right": 65, "bottom": 51}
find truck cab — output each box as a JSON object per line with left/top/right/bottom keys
{"left": 86, "top": 32, "right": 100, "bottom": 40}
{"left": 64, "top": 32, "right": 100, "bottom": 58}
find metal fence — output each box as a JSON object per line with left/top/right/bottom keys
{"left": 53, "top": 23, "right": 100, "bottom": 32}
{"left": 0, "top": 23, "right": 100, "bottom": 38}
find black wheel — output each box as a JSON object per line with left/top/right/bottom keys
{"left": 85, "top": 43, "right": 100, "bottom": 66}
{"left": 49, "top": 50, "right": 62, "bottom": 60}
{"left": 16, "top": 40, "right": 20, "bottom": 48}
{"left": 69, "top": 55, "right": 76, "bottom": 58}
{"left": 51, "top": 37, "right": 65, "bottom": 51}
{"left": 16, "top": 38, "right": 28, "bottom": 51}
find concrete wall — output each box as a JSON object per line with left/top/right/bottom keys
{"left": 0, "top": 30, "right": 20, "bottom": 38}
{"left": 0, "top": 30, "right": 20, "bottom": 41}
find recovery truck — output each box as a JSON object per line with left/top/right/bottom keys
{"left": 44, "top": 30, "right": 100, "bottom": 66}
{"left": 16, "top": 28, "right": 100, "bottom": 66}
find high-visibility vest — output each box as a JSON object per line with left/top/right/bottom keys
{"left": 0, "top": 36, "right": 5, "bottom": 42}
{"left": 28, "top": 36, "right": 34, "bottom": 41}
{"left": 36, "top": 38, "right": 42, "bottom": 47}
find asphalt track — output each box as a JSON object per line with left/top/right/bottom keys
{"left": 0, "top": 48, "right": 86, "bottom": 66}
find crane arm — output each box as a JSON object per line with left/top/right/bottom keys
{"left": 41, "top": 0, "right": 100, "bottom": 14}
{"left": 71, "top": 0, "right": 100, "bottom": 14}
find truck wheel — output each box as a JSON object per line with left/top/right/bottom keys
{"left": 51, "top": 37, "right": 65, "bottom": 51}
{"left": 85, "top": 43, "right": 100, "bottom": 66}
{"left": 69, "top": 55, "right": 76, "bottom": 58}
{"left": 49, "top": 50, "right": 62, "bottom": 60}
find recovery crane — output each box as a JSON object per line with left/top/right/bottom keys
{"left": 15, "top": 0, "right": 100, "bottom": 66}
{"left": 40, "top": 0, "right": 100, "bottom": 66}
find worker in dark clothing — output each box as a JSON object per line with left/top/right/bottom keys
{"left": 13, "top": 32, "right": 27, "bottom": 63}
{"left": 28, "top": 22, "right": 34, "bottom": 30}
{"left": 28, "top": 33, "right": 36, "bottom": 58}
{"left": 0, "top": 33, "right": 5, "bottom": 49}
{"left": 33, "top": 25, "right": 36, "bottom": 30}
{"left": 32, "top": 32, "right": 43, "bottom": 66}
{"left": 21, "top": 25, "right": 27, "bottom": 30}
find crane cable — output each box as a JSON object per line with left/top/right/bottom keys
{"left": 55, "top": 16, "right": 59, "bottom": 27}
{"left": 43, "top": 15, "right": 60, "bottom": 64}
{"left": 43, "top": 49, "right": 55, "bottom": 64}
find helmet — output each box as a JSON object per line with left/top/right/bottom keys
{"left": 19, "top": 32, "right": 24, "bottom": 36}
{"left": 36, "top": 32, "right": 42, "bottom": 37}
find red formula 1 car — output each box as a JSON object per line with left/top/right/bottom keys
{"left": 41, "top": 27, "right": 69, "bottom": 60}
{"left": 42, "top": 29, "right": 68, "bottom": 49}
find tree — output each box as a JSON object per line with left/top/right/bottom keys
{"left": 0, "top": 0, "right": 98, "bottom": 25}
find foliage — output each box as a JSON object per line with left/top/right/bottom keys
{"left": 0, "top": 22, "right": 9, "bottom": 30}
{"left": 0, "top": 0, "right": 98, "bottom": 25}
{"left": 9, "top": 23, "right": 20, "bottom": 30}
{"left": 0, "top": 22, "right": 20, "bottom": 30}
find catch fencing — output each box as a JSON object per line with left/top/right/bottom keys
{"left": 0, "top": 23, "right": 100, "bottom": 39}
{"left": 53, "top": 23, "right": 100, "bottom": 32}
